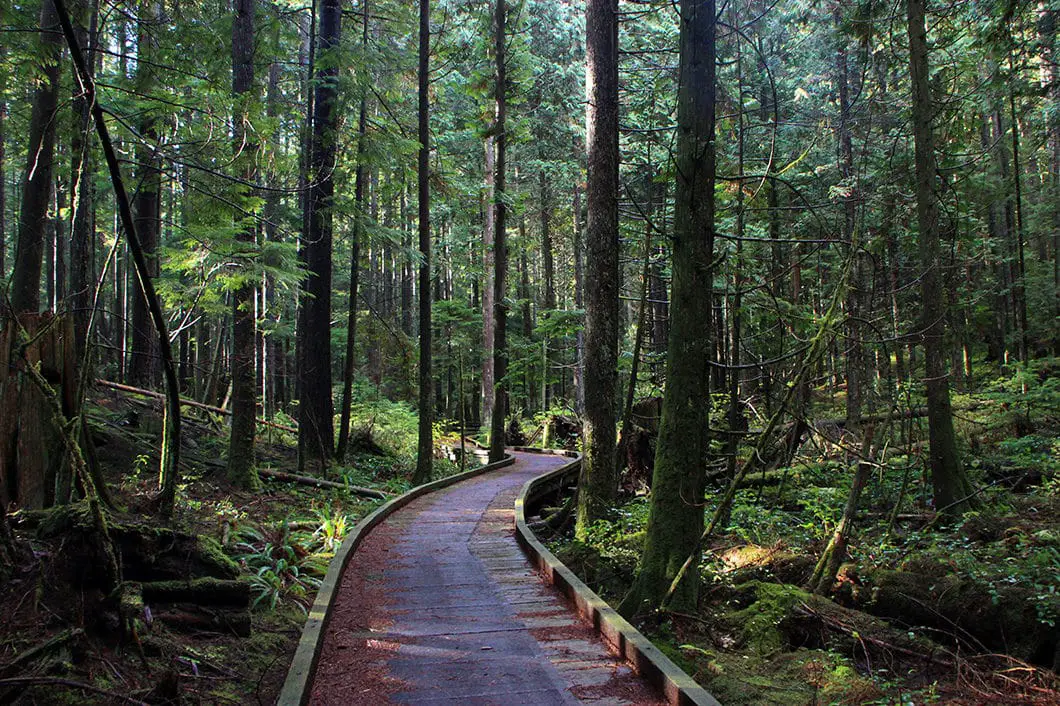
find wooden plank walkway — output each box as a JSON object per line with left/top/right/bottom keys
{"left": 307, "top": 451, "right": 668, "bottom": 705}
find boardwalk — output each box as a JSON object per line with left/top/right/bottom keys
{"left": 307, "top": 451, "right": 668, "bottom": 705}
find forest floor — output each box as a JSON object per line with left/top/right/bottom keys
{"left": 0, "top": 386, "right": 461, "bottom": 705}
{"left": 545, "top": 359, "right": 1060, "bottom": 705}
{"left": 3, "top": 360, "right": 1058, "bottom": 705}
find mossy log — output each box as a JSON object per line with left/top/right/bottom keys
{"left": 35, "top": 503, "right": 239, "bottom": 583}
{"left": 154, "top": 606, "right": 251, "bottom": 637}
{"left": 141, "top": 578, "right": 250, "bottom": 607}
{"left": 838, "top": 566, "right": 1059, "bottom": 669}
{"left": 727, "top": 581, "right": 950, "bottom": 666}
{"left": 257, "top": 468, "right": 387, "bottom": 499}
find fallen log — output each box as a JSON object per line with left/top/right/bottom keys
{"left": 257, "top": 468, "right": 388, "bottom": 500}
{"left": 141, "top": 578, "right": 250, "bottom": 607}
{"left": 154, "top": 607, "right": 251, "bottom": 637}
{"left": 96, "top": 379, "right": 297, "bottom": 434}
{"left": 35, "top": 502, "right": 240, "bottom": 582}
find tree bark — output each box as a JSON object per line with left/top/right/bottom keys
{"left": 297, "top": 0, "right": 339, "bottom": 473}
{"left": 572, "top": 182, "right": 585, "bottom": 415}
{"left": 227, "top": 0, "right": 259, "bottom": 489}
{"left": 10, "top": 0, "right": 62, "bottom": 314}
{"left": 129, "top": 0, "right": 162, "bottom": 387}
{"left": 481, "top": 136, "right": 496, "bottom": 436}
{"left": 488, "top": 0, "right": 509, "bottom": 464}
{"left": 576, "top": 0, "right": 620, "bottom": 536}
{"left": 540, "top": 169, "right": 555, "bottom": 409}
{"left": 336, "top": 3, "right": 370, "bottom": 464}
{"left": 68, "top": 0, "right": 97, "bottom": 368}
{"left": 414, "top": 0, "right": 433, "bottom": 485}
{"left": 621, "top": 0, "right": 715, "bottom": 614}
{"left": 836, "top": 8, "right": 864, "bottom": 429}
{"left": 906, "top": 0, "right": 976, "bottom": 516}
{"left": 0, "top": 88, "right": 6, "bottom": 279}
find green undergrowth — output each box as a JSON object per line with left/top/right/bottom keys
{"left": 1, "top": 386, "right": 441, "bottom": 705}
{"left": 545, "top": 362, "right": 1060, "bottom": 704}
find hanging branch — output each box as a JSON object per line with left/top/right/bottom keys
{"left": 52, "top": 0, "right": 182, "bottom": 516}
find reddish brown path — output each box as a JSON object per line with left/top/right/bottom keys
{"left": 309, "top": 451, "right": 667, "bottom": 705}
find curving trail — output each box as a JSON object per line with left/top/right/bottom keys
{"left": 308, "top": 451, "right": 667, "bottom": 705}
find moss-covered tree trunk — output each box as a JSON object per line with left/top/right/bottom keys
{"left": 620, "top": 0, "right": 715, "bottom": 615}
{"left": 576, "top": 0, "right": 620, "bottom": 536}
{"left": 906, "top": 0, "right": 975, "bottom": 516}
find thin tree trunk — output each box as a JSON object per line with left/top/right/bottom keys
{"left": 809, "top": 427, "right": 875, "bottom": 595}
{"left": 336, "top": 4, "right": 370, "bottom": 463}
{"left": 836, "top": 8, "right": 863, "bottom": 428}
{"left": 724, "top": 5, "right": 746, "bottom": 499}
{"left": 906, "top": 0, "right": 976, "bottom": 516}
{"left": 481, "top": 137, "right": 496, "bottom": 433}
{"left": 572, "top": 182, "right": 585, "bottom": 415}
{"left": 0, "top": 87, "right": 6, "bottom": 278}
{"left": 617, "top": 221, "right": 652, "bottom": 475}
{"left": 540, "top": 169, "right": 555, "bottom": 409}
{"left": 413, "top": 0, "right": 433, "bottom": 484}
{"left": 488, "top": 0, "right": 509, "bottom": 464}
{"left": 1006, "top": 68, "right": 1030, "bottom": 362}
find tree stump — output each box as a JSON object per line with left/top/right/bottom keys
{"left": 0, "top": 313, "right": 76, "bottom": 509}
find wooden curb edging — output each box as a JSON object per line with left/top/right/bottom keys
{"left": 513, "top": 447, "right": 722, "bottom": 706}
{"left": 276, "top": 453, "right": 516, "bottom": 706}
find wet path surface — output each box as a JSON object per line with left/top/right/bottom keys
{"left": 309, "top": 452, "right": 667, "bottom": 705}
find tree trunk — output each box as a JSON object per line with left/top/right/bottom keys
{"left": 336, "top": 4, "right": 370, "bottom": 463}
{"left": 297, "top": 0, "right": 339, "bottom": 473}
{"left": 576, "top": 0, "right": 620, "bottom": 535}
{"left": 69, "top": 0, "right": 98, "bottom": 368}
{"left": 53, "top": 0, "right": 182, "bottom": 515}
{"left": 481, "top": 136, "right": 496, "bottom": 434}
{"left": 836, "top": 8, "right": 864, "bottom": 429}
{"left": 0, "top": 89, "right": 6, "bottom": 279}
{"left": 906, "top": 0, "right": 975, "bottom": 516}
{"left": 129, "top": 0, "right": 162, "bottom": 387}
{"left": 413, "top": 0, "right": 433, "bottom": 485}
{"left": 572, "top": 182, "right": 585, "bottom": 415}
{"left": 226, "top": 0, "right": 259, "bottom": 489}
{"left": 621, "top": 0, "right": 715, "bottom": 614}
{"left": 540, "top": 169, "right": 555, "bottom": 409}
{"left": 488, "top": 0, "right": 509, "bottom": 464}
{"left": 10, "top": 0, "right": 62, "bottom": 315}
{"left": 1006, "top": 72, "right": 1030, "bottom": 362}
{"left": 809, "top": 428, "right": 875, "bottom": 595}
